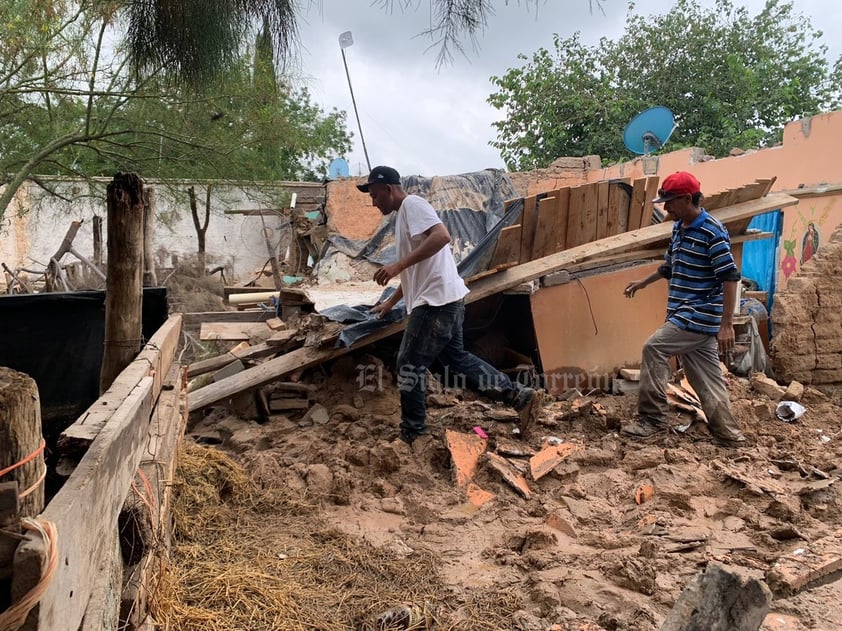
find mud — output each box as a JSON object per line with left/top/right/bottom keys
{"left": 187, "top": 353, "right": 842, "bottom": 630}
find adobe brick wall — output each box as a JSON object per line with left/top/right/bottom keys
{"left": 771, "top": 223, "right": 842, "bottom": 392}
{"left": 508, "top": 155, "right": 602, "bottom": 197}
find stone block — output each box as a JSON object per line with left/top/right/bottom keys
{"left": 816, "top": 336, "right": 842, "bottom": 354}
{"left": 812, "top": 369, "right": 842, "bottom": 384}
{"left": 815, "top": 353, "right": 842, "bottom": 371}
{"left": 660, "top": 563, "right": 771, "bottom": 631}
{"left": 782, "top": 381, "right": 805, "bottom": 402}
{"left": 750, "top": 373, "right": 786, "bottom": 399}
{"left": 784, "top": 277, "right": 817, "bottom": 293}
{"left": 772, "top": 353, "right": 816, "bottom": 377}
{"left": 816, "top": 292, "right": 842, "bottom": 310}
{"left": 814, "top": 322, "right": 842, "bottom": 340}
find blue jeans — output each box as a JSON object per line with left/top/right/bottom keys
{"left": 396, "top": 300, "right": 521, "bottom": 437}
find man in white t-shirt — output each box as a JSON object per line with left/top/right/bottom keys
{"left": 358, "top": 166, "right": 537, "bottom": 445}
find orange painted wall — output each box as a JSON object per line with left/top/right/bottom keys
{"left": 531, "top": 262, "right": 668, "bottom": 393}
{"left": 586, "top": 112, "right": 842, "bottom": 192}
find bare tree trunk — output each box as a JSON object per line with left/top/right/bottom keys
{"left": 93, "top": 215, "right": 103, "bottom": 267}
{"left": 188, "top": 185, "right": 211, "bottom": 276}
{"left": 100, "top": 173, "right": 144, "bottom": 394}
{"left": 142, "top": 187, "right": 158, "bottom": 286}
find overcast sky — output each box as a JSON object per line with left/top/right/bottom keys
{"left": 293, "top": 0, "right": 842, "bottom": 178}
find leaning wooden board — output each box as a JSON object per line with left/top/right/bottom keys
{"left": 188, "top": 192, "right": 798, "bottom": 412}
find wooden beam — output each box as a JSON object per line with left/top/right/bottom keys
{"left": 187, "top": 342, "right": 278, "bottom": 378}
{"left": 467, "top": 192, "right": 797, "bottom": 305}
{"left": 15, "top": 376, "right": 154, "bottom": 631}
{"left": 181, "top": 310, "right": 272, "bottom": 328}
{"left": 59, "top": 314, "right": 182, "bottom": 453}
{"left": 187, "top": 192, "right": 797, "bottom": 412}
{"left": 120, "top": 364, "right": 187, "bottom": 628}
{"left": 199, "top": 322, "right": 270, "bottom": 341}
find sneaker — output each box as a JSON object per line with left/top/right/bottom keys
{"left": 620, "top": 420, "right": 668, "bottom": 439}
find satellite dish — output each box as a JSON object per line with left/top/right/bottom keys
{"left": 328, "top": 158, "right": 350, "bottom": 180}
{"left": 623, "top": 106, "right": 676, "bottom": 155}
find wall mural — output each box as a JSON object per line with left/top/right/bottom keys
{"left": 780, "top": 197, "right": 836, "bottom": 284}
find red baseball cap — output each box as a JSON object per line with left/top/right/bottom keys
{"left": 653, "top": 171, "right": 701, "bottom": 203}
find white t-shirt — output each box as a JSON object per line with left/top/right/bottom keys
{"left": 395, "top": 195, "right": 469, "bottom": 313}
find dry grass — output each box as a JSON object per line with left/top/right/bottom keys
{"left": 152, "top": 444, "right": 522, "bottom": 630}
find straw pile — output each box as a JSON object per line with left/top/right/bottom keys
{"left": 152, "top": 444, "right": 522, "bottom": 630}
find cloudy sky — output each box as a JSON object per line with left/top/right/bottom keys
{"left": 293, "top": 0, "right": 842, "bottom": 178}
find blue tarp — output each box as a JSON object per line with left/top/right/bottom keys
{"left": 741, "top": 209, "right": 784, "bottom": 314}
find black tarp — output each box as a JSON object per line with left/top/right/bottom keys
{"left": 0, "top": 288, "right": 168, "bottom": 429}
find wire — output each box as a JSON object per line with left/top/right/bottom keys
{"left": 0, "top": 518, "right": 58, "bottom": 631}
{"left": 569, "top": 271, "right": 599, "bottom": 336}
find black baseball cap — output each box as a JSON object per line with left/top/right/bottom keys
{"left": 356, "top": 165, "right": 401, "bottom": 192}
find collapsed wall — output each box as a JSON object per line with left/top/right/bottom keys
{"left": 771, "top": 223, "right": 842, "bottom": 392}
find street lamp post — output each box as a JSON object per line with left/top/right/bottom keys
{"left": 338, "top": 31, "right": 371, "bottom": 173}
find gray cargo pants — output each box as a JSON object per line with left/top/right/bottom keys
{"left": 639, "top": 322, "right": 745, "bottom": 441}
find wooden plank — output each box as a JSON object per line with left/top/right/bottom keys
{"left": 186, "top": 342, "right": 278, "bottom": 378}
{"left": 595, "top": 182, "right": 610, "bottom": 241}
{"left": 554, "top": 187, "right": 570, "bottom": 254}
{"left": 641, "top": 176, "right": 660, "bottom": 228}
{"left": 467, "top": 192, "right": 797, "bottom": 305}
{"left": 136, "top": 313, "right": 182, "bottom": 401}
{"left": 766, "top": 529, "right": 842, "bottom": 596}
{"left": 59, "top": 315, "right": 182, "bottom": 452}
{"left": 565, "top": 185, "right": 584, "bottom": 248}
{"left": 518, "top": 195, "right": 540, "bottom": 263}
{"left": 607, "top": 182, "right": 631, "bottom": 236}
{"left": 567, "top": 184, "right": 598, "bottom": 248}
{"left": 120, "top": 365, "right": 187, "bottom": 629}
{"left": 489, "top": 225, "right": 523, "bottom": 268}
{"left": 531, "top": 196, "right": 558, "bottom": 259}
{"left": 569, "top": 183, "right": 598, "bottom": 247}
{"left": 182, "top": 310, "right": 272, "bottom": 328}
{"left": 628, "top": 178, "right": 646, "bottom": 232}
{"left": 80, "top": 531, "right": 121, "bottom": 631}
{"left": 199, "top": 322, "right": 270, "bottom": 341}
{"left": 17, "top": 376, "right": 155, "bottom": 631}
{"left": 187, "top": 192, "right": 798, "bottom": 412}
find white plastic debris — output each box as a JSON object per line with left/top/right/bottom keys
{"left": 775, "top": 400, "right": 806, "bottom": 422}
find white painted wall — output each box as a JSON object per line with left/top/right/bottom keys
{"left": 0, "top": 177, "right": 303, "bottom": 284}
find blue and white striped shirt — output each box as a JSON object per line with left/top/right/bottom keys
{"left": 658, "top": 209, "right": 740, "bottom": 335}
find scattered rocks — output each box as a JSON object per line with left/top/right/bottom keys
{"left": 750, "top": 372, "right": 787, "bottom": 400}
{"left": 783, "top": 380, "right": 805, "bottom": 402}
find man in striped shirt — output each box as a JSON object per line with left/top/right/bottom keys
{"left": 621, "top": 171, "right": 746, "bottom": 447}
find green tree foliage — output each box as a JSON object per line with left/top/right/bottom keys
{"left": 123, "top": 1, "right": 606, "bottom": 82}
{"left": 487, "top": 0, "right": 842, "bottom": 170}
{"left": 0, "top": 2, "right": 351, "bottom": 220}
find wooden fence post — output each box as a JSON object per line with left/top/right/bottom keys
{"left": 100, "top": 173, "right": 145, "bottom": 394}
